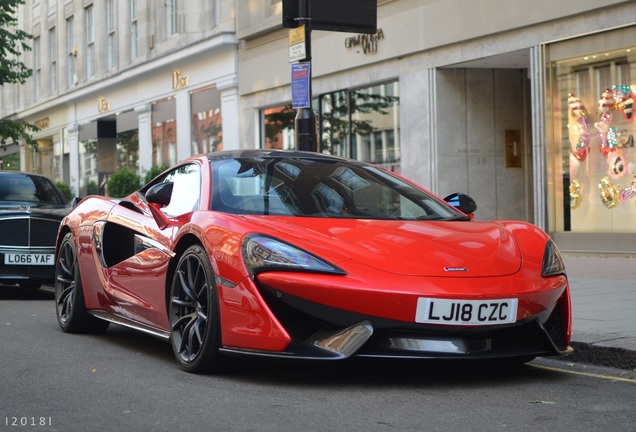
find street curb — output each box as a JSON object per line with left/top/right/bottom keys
{"left": 559, "top": 341, "right": 636, "bottom": 370}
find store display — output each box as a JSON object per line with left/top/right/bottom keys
{"left": 598, "top": 176, "right": 620, "bottom": 209}
{"left": 619, "top": 93, "right": 634, "bottom": 121}
{"left": 568, "top": 86, "right": 636, "bottom": 209}
{"left": 569, "top": 178, "right": 582, "bottom": 209}
{"left": 619, "top": 176, "right": 636, "bottom": 203}
{"left": 568, "top": 94, "right": 591, "bottom": 162}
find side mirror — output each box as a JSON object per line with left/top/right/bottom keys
{"left": 71, "top": 197, "right": 82, "bottom": 207}
{"left": 444, "top": 193, "right": 477, "bottom": 216}
{"left": 146, "top": 182, "right": 173, "bottom": 206}
{"left": 145, "top": 182, "right": 174, "bottom": 230}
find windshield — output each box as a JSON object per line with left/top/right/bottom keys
{"left": 211, "top": 157, "right": 467, "bottom": 221}
{"left": 0, "top": 173, "right": 67, "bottom": 205}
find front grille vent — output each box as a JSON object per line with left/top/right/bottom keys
{"left": 0, "top": 217, "right": 60, "bottom": 248}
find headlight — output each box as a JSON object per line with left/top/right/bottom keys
{"left": 542, "top": 239, "right": 566, "bottom": 277}
{"left": 242, "top": 235, "right": 345, "bottom": 276}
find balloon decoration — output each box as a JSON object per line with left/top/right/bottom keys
{"left": 567, "top": 85, "right": 635, "bottom": 209}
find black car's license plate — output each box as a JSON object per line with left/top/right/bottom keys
{"left": 3, "top": 253, "right": 54, "bottom": 266}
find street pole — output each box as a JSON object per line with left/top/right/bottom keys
{"left": 295, "top": 0, "right": 318, "bottom": 152}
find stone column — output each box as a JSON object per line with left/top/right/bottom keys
{"left": 135, "top": 103, "right": 152, "bottom": 180}
{"left": 68, "top": 124, "right": 80, "bottom": 197}
{"left": 176, "top": 89, "right": 192, "bottom": 161}
{"left": 218, "top": 75, "right": 239, "bottom": 150}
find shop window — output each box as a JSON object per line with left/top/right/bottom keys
{"left": 191, "top": 86, "right": 223, "bottom": 154}
{"left": 114, "top": 110, "right": 140, "bottom": 171}
{"left": 116, "top": 130, "right": 139, "bottom": 171}
{"left": 261, "top": 81, "right": 400, "bottom": 171}
{"left": 152, "top": 98, "right": 177, "bottom": 167}
{"left": 261, "top": 105, "right": 296, "bottom": 150}
{"left": 550, "top": 43, "right": 636, "bottom": 233}
{"left": 79, "top": 139, "right": 98, "bottom": 196}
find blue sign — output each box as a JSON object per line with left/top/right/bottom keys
{"left": 291, "top": 62, "right": 311, "bottom": 109}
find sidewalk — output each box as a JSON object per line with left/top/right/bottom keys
{"left": 561, "top": 255, "right": 636, "bottom": 370}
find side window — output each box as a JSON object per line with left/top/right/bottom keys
{"left": 161, "top": 164, "right": 201, "bottom": 216}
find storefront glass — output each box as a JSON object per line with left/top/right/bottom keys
{"left": 116, "top": 109, "right": 140, "bottom": 172}
{"left": 152, "top": 98, "right": 177, "bottom": 167}
{"left": 261, "top": 80, "right": 400, "bottom": 171}
{"left": 191, "top": 86, "right": 223, "bottom": 154}
{"left": 261, "top": 104, "right": 297, "bottom": 150}
{"left": 549, "top": 33, "right": 636, "bottom": 233}
{"left": 116, "top": 130, "right": 139, "bottom": 171}
{"left": 79, "top": 138, "right": 98, "bottom": 196}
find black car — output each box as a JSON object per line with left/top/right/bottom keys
{"left": 0, "top": 171, "right": 71, "bottom": 289}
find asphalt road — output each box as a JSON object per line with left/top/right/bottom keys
{"left": 1, "top": 286, "right": 635, "bottom": 432}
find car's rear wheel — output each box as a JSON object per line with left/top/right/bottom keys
{"left": 169, "top": 245, "right": 225, "bottom": 374}
{"left": 55, "top": 232, "right": 110, "bottom": 333}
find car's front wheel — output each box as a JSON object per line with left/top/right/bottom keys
{"left": 55, "top": 232, "right": 110, "bottom": 334}
{"left": 169, "top": 244, "right": 225, "bottom": 374}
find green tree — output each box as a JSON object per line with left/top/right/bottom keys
{"left": 106, "top": 166, "right": 141, "bottom": 197}
{"left": 116, "top": 130, "right": 140, "bottom": 170}
{"left": 55, "top": 181, "right": 74, "bottom": 200}
{"left": 84, "top": 180, "right": 98, "bottom": 196}
{"left": 144, "top": 164, "right": 170, "bottom": 185}
{"left": 1, "top": 0, "right": 39, "bottom": 150}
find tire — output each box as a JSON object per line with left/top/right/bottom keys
{"left": 169, "top": 244, "right": 225, "bottom": 374}
{"left": 55, "top": 232, "right": 110, "bottom": 334}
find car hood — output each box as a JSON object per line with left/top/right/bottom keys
{"left": 243, "top": 216, "right": 522, "bottom": 277}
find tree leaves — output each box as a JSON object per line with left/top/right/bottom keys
{"left": 1, "top": 0, "right": 38, "bottom": 150}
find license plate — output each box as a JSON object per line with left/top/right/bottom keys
{"left": 4, "top": 253, "right": 54, "bottom": 266}
{"left": 415, "top": 298, "right": 518, "bottom": 326}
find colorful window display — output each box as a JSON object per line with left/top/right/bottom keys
{"left": 550, "top": 40, "right": 636, "bottom": 233}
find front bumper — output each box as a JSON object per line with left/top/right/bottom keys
{"left": 220, "top": 282, "right": 572, "bottom": 362}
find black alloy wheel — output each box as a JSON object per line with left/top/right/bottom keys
{"left": 169, "top": 244, "right": 224, "bottom": 373}
{"left": 55, "top": 232, "right": 109, "bottom": 333}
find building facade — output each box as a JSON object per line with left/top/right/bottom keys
{"left": 3, "top": 0, "right": 636, "bottom": 254}
{"left": 1, "top": 0, "right": 239, "bottom": 196}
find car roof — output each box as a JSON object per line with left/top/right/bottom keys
{"left": 0, "top": 171, "right": 54, "bottom": 180}
{"left": 204, "top": 149, "right": 358, "bottom": 164}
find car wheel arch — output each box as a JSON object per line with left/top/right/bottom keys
{"left": 164, "top": 233, "right": 208, "bottom": 316}
{"left": 56, "top": 225, "right": 73, "bottom": 252}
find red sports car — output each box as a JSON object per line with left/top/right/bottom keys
{"left": 55, "top": 150, "right": 572, "bottom": 373}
